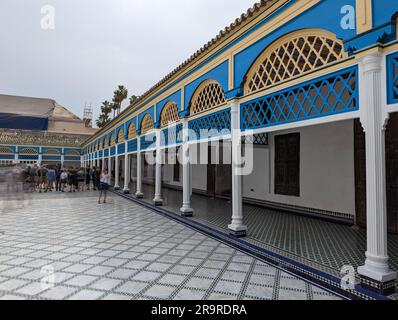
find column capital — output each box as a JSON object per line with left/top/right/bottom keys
{"left": 360, "top": 53, "right": 383, "bottom": 73}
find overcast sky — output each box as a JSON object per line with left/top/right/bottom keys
{"left": 0, "top": 0, "right": 256, "bottom": 125}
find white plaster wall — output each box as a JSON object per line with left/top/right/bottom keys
{"left": 242, "top": 120, "right": 356, "bottom": 215}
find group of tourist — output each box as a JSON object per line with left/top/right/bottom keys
{"left": 0, "top": 164, "right": 111, "bottom": 205}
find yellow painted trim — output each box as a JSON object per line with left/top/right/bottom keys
{"left": 356, "top": 0, "right": 373, "bottom": 34}
{"left": 228, "top": 53, "right": 234, "bottom": 90}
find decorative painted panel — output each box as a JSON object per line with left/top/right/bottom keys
{"left": 140, "top": 133, "right": 156, "bottom": 151}
{"left": 241, "top": 66, "right": 358, "bottom": 130}
{"left": 42, "top": 155, "right": 61, "bottom": 161}
{"left": 161, "top": 124, "right": 183, "bottom": 147}
{"left": 127, "top": 139, "right": 138, "bottom": 153}
{"left": 188, "top": 108, "right": 231, "bottom": 141}
{"left": 387, "top": 52, "right": 398, "bottom": 104}
{"left": 0, "top": 154, "right": 14, "bottom": 160}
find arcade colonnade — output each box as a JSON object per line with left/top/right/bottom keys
{"left": 82, "top": 0, "right": 398, "bottom": 295}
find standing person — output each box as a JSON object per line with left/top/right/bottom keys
{"left": 55, "top": 165, "right": 61, "bottom": 192}
{"left": 60, "top": 169, "right": 68, "bottom": 192}
{"left": 69, "top": 168, "right": 78, "bottom": 192}
{"left": 39, "top": 166, "right": 48, "bottom": 193}
{"left": 85, "top": 168, "right": 91, "bottom": 191}
{"left": 77, "top": 167, "right": 85, "bottom": 192}
{"left": 93, "top": 167, "right": 100, "bottom": 191}
{"left": 46, "top": 167, "right": 55, "bottom": 192}
{"left": 98, "top": 169, "right": 110, "bottom": 204}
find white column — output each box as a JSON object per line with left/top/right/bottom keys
{"left": 123, "top": 141, "right": 130, "bottom": 194}
{"left": 102, "top": 153, "right": 105, "bottom": 171}
{"left": 136, "top": 138, "right": 144, "bottom": 198}
{"left": 107, "top": 149, "right": 111, "bottom": 173}
{"left": 357, "top": 53, "right": 397, "bottom": 291}
{"left": 114, "top": 148, "right": 120, "bottom": 190}
{"left": 61, "top": 155, "right": 65, "bottom": 169}
{"left": 180, "top": 120, "right": 193, "bottom": 216}
{"left": 153, "top": 130, "right": 163, "bottom": 206}
{"left": 228, "top": 100, "right": 247, "bottom": 237}
{"left": 14, "top": 153, "right": 18, "bottom": 165}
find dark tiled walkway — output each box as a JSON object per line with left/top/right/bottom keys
{"left": 134, "top": 183, "right": 398, "bottom": 278}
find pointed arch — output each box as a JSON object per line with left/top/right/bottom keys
{"left": 244, "top": 29, "right": 348, "bottom": 94}
{"left": 128, "top": 122, "right": 137, "bottom": 139}
{"left": 141, "top": 114, "right": 154, "bottom": 135}
{"left": 103, "top": 137, "right": 109, "bottom": 148}
{"left": 160, "top": 101, "right": 180, "bottom": 128}
{"left": 19, "top": 148, "right": 38, "bottom": 155}
{"left": 189, "top": 79, "right": 226, "bottom": 116}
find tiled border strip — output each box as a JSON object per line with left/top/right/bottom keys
{"left": 112, "top": 191, "right": 391, "bottom": 301}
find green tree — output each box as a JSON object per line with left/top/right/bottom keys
{"left": 129, "top": 95, "right": 139, "bottom": 105}
{"left": 113, "top": 85, "right": 128, "bottom": 116}
{"left": 96, "top": 101, "right": 112, "bottom": 128}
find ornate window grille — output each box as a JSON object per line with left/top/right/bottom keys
{"left": 242, "top": 67, "right": 358, "bottom": 130}
{"left": 242, "top": 133, "right": 269, "bottom": 146}
{"left": 19, "top": 148, "right": 38, "bottom": 155}
{"left": 65, "top": 150, "right": 80, "bottom": 157}
{"left": 128, "top": 122, "right": 137, "bottom": 140}
{"left": 161, "top": 124, "right": 183, "bottom": 147}
{"left": 387, "top": 52, "right": 398, "bottom": 104}
{"left": 161, "top": 102, "right": 180, "bottom": 128}
{"left": 118, "top": 129, "right": 125, "bottom": 144}
{"left": 104, "top": 139, "right": 109, "bottom": 148}
{"left": 0, "top": 147, "right": 13, "bottom": 154}
{"left": 189, "top": 80, "right": 226, "bottom": 115}
{"left": 188, "top": 108, "right": 231, "bottom": 141}
{"left": 245, "top": 29, "right": 347, "bottom": 94}
{"left": 141, "top": 114, "right": 154, "bottom": 135}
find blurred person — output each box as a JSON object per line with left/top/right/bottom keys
{"left": 60, "top": 169, "right": 68, "bottom": 192}
{"left": 46, "top": 167, "right": 55, "bottom": 192}
{"left": 55, "top": 165, "right": 61, "bottom": 192}
{"left": 77, "top": 167, "right": 86, "bottom": 192}
{"left": 93, "top": 167, "right": 101, "bottom": 191}
{"left": 98, "top": 169, "right": 110, "bottom": 204}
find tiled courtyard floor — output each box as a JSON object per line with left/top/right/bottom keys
{"left": 0, "top": 191, "right": 341, "bottom": 300}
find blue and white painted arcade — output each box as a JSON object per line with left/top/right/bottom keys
{"left": 82, "top": 1, "right": 398, "bottom": 296}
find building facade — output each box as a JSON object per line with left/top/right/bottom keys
{"left": 77, "top": 0, "right": 398, "bottom": 295}
{"left": 0, "top": 95, "right": 97, "bottom": 167}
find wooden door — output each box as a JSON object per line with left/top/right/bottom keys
{"left": 386, "top": 113, "right": 398, "bottom": 234}
{"left": 354, "top": 119, "right": 367, "bottom": 228}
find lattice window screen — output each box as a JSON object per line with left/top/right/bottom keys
{"left": 141, "top": 114, "right": 154, "bottom": 135}
{"left": 118, "top": 129, "right": 125, "bottom": 143}
{"left": 20, "top": 149, "right": 38, "bottom": 155}
{"left": 161, "top": 102, "right": 180, "bottom": 128}
{"left": 0, "top": 147, "right": 13, "bottom": 154}
{"left": 110, "top": 134, "right": 115, "bottom": 147}
{"left": 128, "top": 123, "right": 137, "bottom": 139}
{"left": 66, "top": 151, "right": 80, "bottom": 157}
{"left": 104, "top": 139, "right": 109, "bottom": 148}
{"left": 43, "top": 149, "right": 60, "bottom": 155}
{"left": 190, "top": 80, "right": 226, "bottom": 115}
{"left": 245, "top": 30, "right": 347, "bottom": 94}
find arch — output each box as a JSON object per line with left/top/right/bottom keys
{"left": 19, "top": 148, "right": 38, "bottom": 155}
{"left": 103, "top": 137, "right": 109, "bottom": 148}
{"left": 189, "top": 79, "right": 226, "bottom": 116}
{"left": 128, "top": 122, "right": 137, "bottom": 139}
{"left": 117, "top": 128, "right": 125, "bottom": 144}
{"left": 43, "top": 149, "right": 61, "bottom": 156}
{"left": 160, "top": 101, "right": 180, "bottom": 128}
{"left": 244, "top": 29, "right": 348, "bottom": 94}
{"left": 109, "top": 133, "right": 115, "bottom": 147}
{"left": 65, "top": 150, "right": 80, "bottom": 157}
{"left": 141, "top": 114, "right": 154, "bottom": 135}
{"left": 0, "top": 147, "right": 13, "bottom": 154}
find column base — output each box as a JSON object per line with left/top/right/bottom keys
{"left": 358, "top": 260, "right": 397, "bottom": 295}
{"left": 153, "top": 198, "right": 163, "bottom": 206}
{"left": 123, "top": 188, "right": 130, "bottom": 194}
{"left": 228, "top": 224, "right": 247, "bottom": 238}
{"left": 114, "top": 186, "right": 121, "bottom": 191}
{"left": 180, "top": 207, "right": 193, "bottom": 217}
{"left": 135, "top": 192, "right": 144, "bottom": 199}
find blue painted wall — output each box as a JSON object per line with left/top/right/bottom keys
{"left": 156, "top": 90, "right": 182, "bottom": 121}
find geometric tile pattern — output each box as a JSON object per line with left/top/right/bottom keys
{"left": 242, "top": 67, "right": 358, "bottom": 130}
{"left": 0, "top": 192, "right": 340, "bottom": 300}
{"left": 137, "top": 185, "right": 398, "bottom": 278}
{"left": 245, "top": 30, "right": 347, "bottom": 94}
